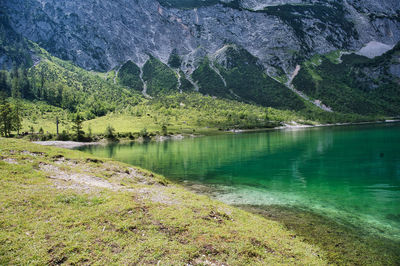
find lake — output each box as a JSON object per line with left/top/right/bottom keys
{"left": 78, "top": 123, "right": 400, "bottom": 254}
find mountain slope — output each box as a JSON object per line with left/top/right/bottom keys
{"left": 293, "top": 44, "right": 400, "bottom": 115}
{"left": 0, "top": 10, "right": 33, "bottom": 68}
{"left": 3, "top": 0, "right": 399, "bottom": 74}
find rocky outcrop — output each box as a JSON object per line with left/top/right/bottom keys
{"left": 357, "top": 41, "right": 395, "bottom": 58}
{"left": 2, "top": 0, "right": 400, "bottom": 75}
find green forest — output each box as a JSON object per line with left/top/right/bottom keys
{"left": 293, "top": 44, "right": 400, "bottom": 115}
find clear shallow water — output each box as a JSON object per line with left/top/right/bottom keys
{"left": 78, "top": 123, "right": 400, "bottom": 241}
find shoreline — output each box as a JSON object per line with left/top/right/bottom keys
{"left": 33, "top": 119, "right": 400, "bottom": 149}
{"left": 176, "top": 181, "right": 400, "bottom": 265}
{"left": 229, "top": 119, "right": 400, "bottom": 133}
{"left": 281, "top": 118, "right": 400, "bottom": 129}
{"left": 0, "top": 138, "right": 327, "bottom": 265}
{"left": 183, "top": 181, "right": 400, "bottom": 265}
{"left": 239, "top": 204, "right": 400, "bottom": 265}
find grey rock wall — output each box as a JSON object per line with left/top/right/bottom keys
{"left": 3, "top": 0, "right": 400, "bottom": 74}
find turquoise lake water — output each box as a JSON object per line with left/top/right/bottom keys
{"left": 78, "top": 123, "right": 400, "bottom": 242}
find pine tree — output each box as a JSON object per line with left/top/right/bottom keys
{"left": 12, "top": 99, "right": 22, "bottom": 136}
{"left": 20, "top": 68, "right": 33, "bottom": 99}
{"left": 0, "top": 97, "right": 13, "bottom": 137}
{"left": 11, "top": 67, "right": 20, "bottom": 99}
{"left": 72, "top": 113, "right": 85, "bottom": 141}
{"left": 0, "top": 71, "right": 9, "bottom": 96}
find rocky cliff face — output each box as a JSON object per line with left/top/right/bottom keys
{"left": 3, "top": 0, "right": 400, "bottom": 76}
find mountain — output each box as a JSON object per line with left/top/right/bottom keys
{"left": 1, "top": 0, "right": 400, "bottom": 117}
{"left": 3, "top": 0, "right": 399, "bottom": 72}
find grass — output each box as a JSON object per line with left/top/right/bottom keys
{"left": 0, "top": 138, "right": 327, "bottom": 264}
{"left": 82, "top": 112, "right": 214, "bottom": 136}
{"left": 17, "top": 93, "right": 314, "bottom": 136}
{"left": 16, "top": 93, "right": 383, "bottom": 141}
{"left": 18, "top": 100, "right": 72, "bottom": 134}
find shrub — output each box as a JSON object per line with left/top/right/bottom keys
{"left": 57, "top": 130, "right": 70, "bottom": 141}
{"left": 139, "top": 128, "right": 148, "bottom": 138}
{"left": 161, "top": 125, "right": 168, "bottom": 136}
{"left": 105, "top": 125, "right": 117, "bottom": 141}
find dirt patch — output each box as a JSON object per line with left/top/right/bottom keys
{"left": 134, "top": 187, "right": 180, "bottom": 205}
{"left": 2, "top": 158, "right": 18, "bottom": 164}
{"left": 203, "top": 211, "right": 232, "bottom": 224}
{"left": 47, "top": 243, "right": 68, "bottom": 265}
{"left": 22, "top": 151, "right": 45, "bottom": 157}
{"left": 250, "top": 238, "right": 275, "bottom": 254}
{"left": 38, "top": 161, "right": 179, "bottom": 206}
{"left": 192, "top": 255, "right": 224, "bottom": 266}
{"left": 154, "top": 221, "right": 188, "bottom": 236}
{"left": 33, "top": 141, "right": 102, "bottom": 149}
{"left": 39, "top": 163, "right": 121, "bottom": 191}
{"left": 86, "top": 158, "right": 103, "bottom": 164}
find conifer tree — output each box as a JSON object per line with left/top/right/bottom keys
{"left": 12, "top": 99, "right": 22, "bottom": 136}
{"left": 72, "top": 113, "right": 85, "bottom": 141}
{"left": 11, "top": 66, "right": 20, "bottom": 99}
{"left": 0, "top": 97, "right": 13, "bottom": 137}
{"left": 0, "top": 71, "right": 9, "bottom": 96}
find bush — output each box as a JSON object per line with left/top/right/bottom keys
{"left": 161, "top": 125, "right": 168, "bottom": 136}
{"left": 57, "top": 130, "right": 71, "bottom": 141}
{"left": 40, "top": 133, "right": 53, "bottom": 141}
{"left": 139, "top": 128, "right": 149, "bottom": 138}
{"left": 105, "top": 125, "right": 117, "bottom": 141}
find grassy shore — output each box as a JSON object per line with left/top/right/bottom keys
{"left": 0, "top": 138, "right": 326, "bottom": 265}
{"left": 240, "top": 205, "right": 400, "bottom": 265}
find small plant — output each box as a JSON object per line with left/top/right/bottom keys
{"left": 86, "top": 124, "right": 93, "bottom": 141}
{"left": 105, "top": 125, "right": 116, "bottom": 141}
{"left": 72, "top": 113, "right": 85, "bottom": 141}
{"left": 139, "top": 128, "right": 148, "bottom": 138}
{"left": 161, "top": 124, "right": 168, "bottom": 136}
{"left": 57, "top": 130, "right": 70, "bottom": 141}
